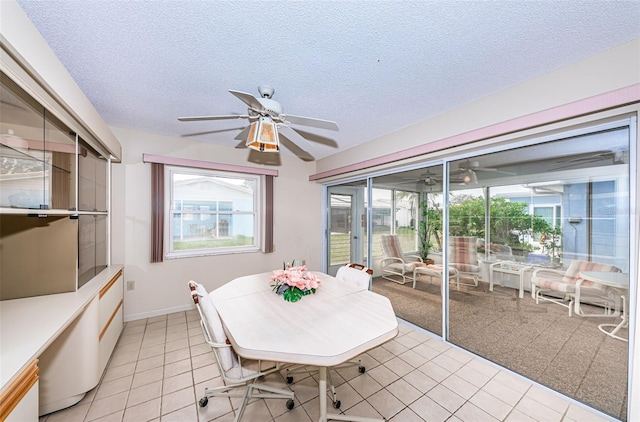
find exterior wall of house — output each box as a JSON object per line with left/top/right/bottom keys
{"left": 110, "top": 126, "right": 323, "bottom": 320}
{"left": 171, "top": 179, "right": 254, "bottom": 239}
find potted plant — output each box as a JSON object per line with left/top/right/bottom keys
{"left": 418, "top": 200, "right": 440, "bottom": 264}
{"left": 540, "top": 226, "right": 562, "bottom": 266}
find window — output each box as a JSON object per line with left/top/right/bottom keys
{"left": 165, "top": 166, "right": 260, "bottom": 258}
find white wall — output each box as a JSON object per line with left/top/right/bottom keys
{"left": 316, "top": 38, "right": 640, "bottom": 173}
{"left": 110, "top": 127, "right": 322, "bottom": 321}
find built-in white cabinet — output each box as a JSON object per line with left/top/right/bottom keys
{"left": 0, "top": 54, "right": 120, "bottom": 420}
{"left": 0, "top": 267, "right": 124, "bottom": 421}
{"left": 38, "top": 269, "right": 123, "bottom": 416}
{"left": 0, "top": 71, "right": 110, "bottom": 300}
{"left": 1, "top": 5, "right": 123, "bottom": 420}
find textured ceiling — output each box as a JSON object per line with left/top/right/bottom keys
{"left": 15, "top": 0, "right": 640, "bottom": 161}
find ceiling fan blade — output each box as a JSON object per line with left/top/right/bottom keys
{"left": 235, "top": 140, "right": 248, "bottom": 149}
{"left": 290, "top": 127, "right": 338, "bottom": 148}
{"left": 228, "top": 90, "right": 265, "bottom": 112}
{"left": 182, "top": 126, "right": 247, "bottom": 137}
{"left": 282, "top": 114, "right": 339, "bottom": 131}
{"left": 278, "top": 132, "right": 315, "bottom": 162}
{"left": 554, "top": 151, "right": 612, "bottom": 163}
{"left": 475, "top": 168, "right": 517, "bottom": 175}
{"left": 234, "top": 126, "right": 252, "bottom": 141}
{"left": 279, "top": 126, "right": 315, "bottom": 151}
{"left": 178, "top": 114, "right": 250, "bottom": 122}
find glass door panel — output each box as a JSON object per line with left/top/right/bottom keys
{"left": 446, "top": 124, "right": 630, "bottom": 420}
{"left": 371, "top": 166, "right": 444, "bottom": 336}
{"left": 327, "top": 182, "right": 366, "bottom": 276}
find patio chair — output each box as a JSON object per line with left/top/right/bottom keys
{"left": 477, "top": 239, "right": 513, "bottom": 260}
{"left": 530, "top": 260, "right": 622, "bottom": 317}
{"left": 188, "top": 281, "right": 295, "bottom": 421}
{"left": 448, "top": 236, "right": 480, "bottom": 287}
{"left": 380, "top": 234, "right": 424, "bottom": 285}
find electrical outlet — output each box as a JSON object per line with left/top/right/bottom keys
{"left": 127, "top": 280, "right": 135, "bottom": 291}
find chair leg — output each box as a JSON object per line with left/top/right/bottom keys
{"left": 574, "top": 297, "right": 621, "bottom": 317}
{"left": 237, "top": 382, "right": 295, "bottom": 421}
{"left": 382, "top": 271, "right": 407, "bottom": 285}
{"left": 533, "top": 288, "right": 574, "bottom": 316}
{"left": 202, "top": 380, "right": 294, "bottom": 422}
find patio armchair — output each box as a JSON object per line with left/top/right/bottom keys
{"left": 477, "top": 239, "right": 513, "bottom": 260}
{"left": 380, "top": 234, "right": 424, "bottom": 284}
{"left": 448, "top": 236, "right": 480, "bottom": 287}
{"left": 530, "top": 260, "right": 622, "bottom": 316}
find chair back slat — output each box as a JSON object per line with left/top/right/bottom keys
{"left": 381, "top": 234, "right": 404, "bottom": 258}
{"left": 449, "top": 236, "right": 477, "bottom": 265}
{"left": 562, "top": 260, "right": 621, "bottom": 285}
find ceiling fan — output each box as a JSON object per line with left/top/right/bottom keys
{"left": 456, "top": 159, "right": 515, "bottom": 175}
{"left": 550, "top": 150, "right": 626, "bottom": 170}
{"left": 178, "top": 85, "right": 339, "bottom": 161}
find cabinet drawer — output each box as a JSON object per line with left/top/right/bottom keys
{"left": 99, "top": 305, "right": 123, "bottom": 373}
{"left": 98, "top": 270, "right": 123, "bottom": 374}
{"left": 99, "top": 271, "right": 123, "bottom": 331}
{"left": 0, "top": 360, "right": 39, "bottom": 422}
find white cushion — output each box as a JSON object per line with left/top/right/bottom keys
{"left": 336, "top": 266, "right": 370, "bottom": 290}
{"left": 189, "top": 281, "right": 236, "bottom": 372}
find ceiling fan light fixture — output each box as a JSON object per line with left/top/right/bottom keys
{"left": 462, "top": 169, "right": 478, "bottom": 184}
{"left": 245, "top": 117, "right": 280, "bottom": 152}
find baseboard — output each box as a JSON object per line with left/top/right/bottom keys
{"left": 124, "top": 304, "right": 195, "bottom": 322}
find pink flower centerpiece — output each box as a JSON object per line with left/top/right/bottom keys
{"left": 270, "top": 261, "right": 321, "bottom": 302}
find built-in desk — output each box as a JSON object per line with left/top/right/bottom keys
{"left": 0, "top": 265, "right": 123, "bottom": 420}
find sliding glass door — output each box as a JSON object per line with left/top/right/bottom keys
{"left": 323, "top": 117, "right": 634, "bottom": 420}
{"left": 446, "top": 121, "right": 631, "bottom": 420}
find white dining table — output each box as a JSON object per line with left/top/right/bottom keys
{"left": 210, "top": 271, "right": 399, "bottom": 422}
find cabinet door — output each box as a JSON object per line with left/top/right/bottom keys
{"left": 1, "top": 73, "right": 76, "bottom": 210}
{"left": 0, "top": 215, "right": 77, "bottom": 300}
{"left": 78, "top": 140, "right": 108, "bottom": 212}
{"left": 78, "top": 215, "right": 108, "bottom": 288}
{"left": 39, "top": 297, "right": 100, "bottom": 416}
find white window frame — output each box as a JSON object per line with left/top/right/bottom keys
{"left": 164, "top": 165, "right": 261, "bottom": 258}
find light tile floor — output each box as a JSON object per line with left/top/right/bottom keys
{"left": 39, "top": 310, "right": 614, "bottom": 422}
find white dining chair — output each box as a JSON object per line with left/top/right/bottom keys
{"left": 188, "top": 280, "right": 295, "bottom": 421}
